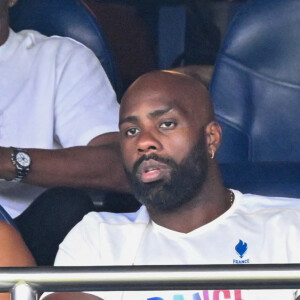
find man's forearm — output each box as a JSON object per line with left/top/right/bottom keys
{"left": 0, "top": 132, "right": 130, "bottom": 193}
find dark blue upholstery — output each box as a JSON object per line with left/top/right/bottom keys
{"left": 9, "top": 0, "right": 123, "bottom": 99}
{"left": 0, "top": 205, "right": 18, "bottom": 229}
{"left": 220, "top": 162, "right": 300, "bottom": 199}
{"left": 210, "top": 0, "right": 300, "bottom": 163}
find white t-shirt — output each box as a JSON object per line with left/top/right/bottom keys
{"left": 0, "top": 29, "right": 119, "bottom": 218}
{"left": 55, "top": 190, "right": 300, "bottom": 300}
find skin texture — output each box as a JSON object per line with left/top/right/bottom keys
{"left": 119, "top": 71, "right": 214, "bottom": 174}
{"left": 0, "top": 221, "right": 36, "bottom": 300}
{"left": 123, "top": 129, "right": 209, "bottom": 212}
{"left": 0, "top": 133, "right": 129, "bottom": 192}
{"left": 0, "top": 0, "right": 129, "bottom": 192}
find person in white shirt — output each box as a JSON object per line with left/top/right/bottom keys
{"left": 45, "top": 70, "right": 300, "bottom": 300}
{"left": 0, "top": 0, "right": 129, "bottom": 265}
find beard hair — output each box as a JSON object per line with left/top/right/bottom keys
{"left": 124, "top": 128, "right": 208, "bottom": 212}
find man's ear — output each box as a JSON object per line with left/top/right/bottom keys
{"left": 205, "top": 121, "right": 222, "bottom": 158}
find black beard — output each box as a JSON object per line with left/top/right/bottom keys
{"left": 124, "top": 129, "right": 208, "bottom": 212}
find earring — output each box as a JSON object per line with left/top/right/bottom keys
{"left": 210, "top": 150, "right": 215, "bottom": 160}
{"left": 9, "top": 0, "right": 16, "bottom": 7}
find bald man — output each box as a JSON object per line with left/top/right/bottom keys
{"left": 46, "top": 71, "right": 300, "bottom": 300}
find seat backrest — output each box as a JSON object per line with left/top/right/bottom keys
{"left": 210, "top": 0, "right": 300, "bottom": 163}
{"left": 220, "top": 162, "right": 300, "bottom": 199}
{"left": 9, "top": 0, "right": 123, "bottom": 99}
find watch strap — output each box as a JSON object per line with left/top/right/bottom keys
{"left": 9, "top": 147, "right": 31, "bottom": 183}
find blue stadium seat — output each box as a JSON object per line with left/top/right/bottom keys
{"left": 9, "top": 0, "right": 123, "bottom": 99}
{"left": 210, "top": 0, "right": 300, "bottom": 163}
{"left": 220, "top": 162, "right": 300, "bottom": 199}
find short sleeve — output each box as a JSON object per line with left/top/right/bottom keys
{"left": 53, "top": 37, "right": 119, "bottom": 147}
{"left": 55, "top": 212, "right": 103, "bottom": 266}
{"left": 54, "top": 212, "right": 123, "bottom": 300}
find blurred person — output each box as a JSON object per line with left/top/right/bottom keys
{"left": 0, "top": 220, "right": 36, "bottom": 300}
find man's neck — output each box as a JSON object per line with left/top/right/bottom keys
{"left": 0, "top": 16, "right": 9, "bottom": 46}
{"left": 148, "top": 164, "right": 231, "bottom": 233}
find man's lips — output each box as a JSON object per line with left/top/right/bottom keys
{"left": 136, "top": 159, "right": 172, "bottom": 183}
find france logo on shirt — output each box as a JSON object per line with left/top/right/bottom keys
{"left": 233, "top": 239, "right": 250, "bottom": 264}
{"left": 235, "top": 239, "right": 248, "bottom": 258}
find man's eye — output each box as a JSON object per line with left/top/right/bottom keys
{"left": 126, "top": 128, "right": 139, "bottom": 136}
{"left": 160, "top": 121, "right": 176, "bottom": 129}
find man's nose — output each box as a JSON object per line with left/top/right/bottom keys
{"left": 137, "top": 131, "right": 162, "bottom": 153}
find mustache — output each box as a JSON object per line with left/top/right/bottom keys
{"left": 132, "top": 153, "right": 176, "bottom": 175}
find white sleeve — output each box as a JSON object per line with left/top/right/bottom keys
{"left": 55, "top": 212, "right": 103, "bottom": 266}
{"left": 53, "top": 38, "right": 120, "bottom": 147}
{"left": 41, "top": 213, "right": 99, "bottom": 300}
{"left": 53, "top": 212, "right": 121, "bottom": 300}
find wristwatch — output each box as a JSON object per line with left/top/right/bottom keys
{"left": 10, "top": 147, "right": 31, "bottom": 183}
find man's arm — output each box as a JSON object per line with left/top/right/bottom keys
{"left": 0, "top": 132, "right": 130, "bottom": 193}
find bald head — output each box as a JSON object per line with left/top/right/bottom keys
{"left": 119, "top": 70, "right": 223, "bottom": 215}
{"left": 120, "top": 70, "right": 215, "bottom": 127}
{"left": 119, "top": 69, "right": 222, "bottom": 165}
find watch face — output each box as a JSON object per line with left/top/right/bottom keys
{"left": 16, "top": 152, "right": 31, "bottom": 167}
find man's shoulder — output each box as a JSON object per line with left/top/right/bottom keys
{"left": 15, "top": 29, "right": 92, "bottom": 55}
{"left": 235, "top": 190, "right": 300, "bottom": 215}
{"left": 56, "top": 206, "right": 149, "bottom": 266}
{"left": 82, "top": 206, "right": 149, "bottom": 228}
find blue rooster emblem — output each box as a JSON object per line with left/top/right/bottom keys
{"left": 235, "top": 240, "right": 248, "bottom": 258}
